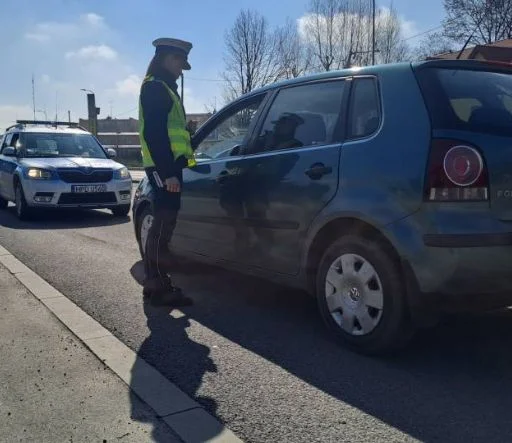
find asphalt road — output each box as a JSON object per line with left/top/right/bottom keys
{"left": 1, "top": 202, "right": 512, "bottom": 443}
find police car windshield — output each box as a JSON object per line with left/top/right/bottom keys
{"left": 19, "top": 133, "right": 107, "bottom": 159}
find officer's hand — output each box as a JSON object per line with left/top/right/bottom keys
{"left": 165, "top": 177, "right": 181, "bottom": 193}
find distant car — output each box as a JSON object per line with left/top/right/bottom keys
{"left": 133, "top": 60, "right": 512, "bottom": 355}
{"left": 0, "top": 120, "right": 132, "bottom": 219}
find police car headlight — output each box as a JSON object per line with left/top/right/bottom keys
{"left": 27, "top": 168, "right": 54, "bottom": 180}
{"left": 115, "top": 167, "right": 131, "bottom": 180}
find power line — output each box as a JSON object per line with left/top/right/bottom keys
{"left": 403, "top": 17, "right": 459, "bottom": 42}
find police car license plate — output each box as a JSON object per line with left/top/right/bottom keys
{"left": 72, "top": 185, "right": 107, "bottom": 193}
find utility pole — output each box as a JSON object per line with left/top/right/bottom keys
{"left": 32, "top": 74, "right": 36, "bottom": 121}
{"left": 68, "top": 110, "right": 71, "bottom": 123}
{"left": 81, "top": 89, "right": 100, "bottom": 135}
{"left": 372, "top": 0, "right": 376, "bottom": 65}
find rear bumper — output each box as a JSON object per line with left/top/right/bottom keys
{"left": 387, "top": 204, "right": 512, "bottom": 304}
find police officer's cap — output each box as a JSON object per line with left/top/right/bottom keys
{"left": 152, "top": 38, "right": 193, "bottom": 70}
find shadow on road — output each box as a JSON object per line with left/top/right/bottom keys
{"left": 129, "top": 262, "right": 222, "bottom": 442}
{"left": 129, "top": 257, "right": 512, "bottom": 443}
{"left": 0, "top": 205, "right": 130, "bottom": 230}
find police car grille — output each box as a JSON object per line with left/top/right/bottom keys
{"left": 58, "top": 192, "right": 117, "bottom": 205}
{"left": 58, "top": 169, "right": 113, "bottom": 183}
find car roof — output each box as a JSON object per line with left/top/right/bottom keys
{"left": 236, "top": 59, "right": 512, "bottom": 101}
{"left": 237, "top": 62, "right": 413, "bottom": 100}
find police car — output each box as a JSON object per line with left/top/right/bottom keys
{"left": 0, "top": 120, "right": 132, "bottom": 220}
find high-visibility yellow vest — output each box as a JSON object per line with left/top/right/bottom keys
{"left": 139, "top": 75, "right": 196, "bottom": 170}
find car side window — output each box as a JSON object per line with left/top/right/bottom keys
{"left": 348, "top": 77, "right": 381, "bottom": 139}
{"left": 1, "top": 134, "right": 13, "bottom": 152}
{"left": 194, "top": 95, "right": 265, "bottom": 161}
{"left": 249, "top": 80, "right": 346, "bottom": 155}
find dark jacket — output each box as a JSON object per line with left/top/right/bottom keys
{"left": 140, "top": 71, "right": 187, "bottom": 182}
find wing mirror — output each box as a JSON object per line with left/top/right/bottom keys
{"left": 106, "top": 148, "right": 117, "bottom": 159}
{"left": 2, "top": 147, "right": 16, "bottom": 157}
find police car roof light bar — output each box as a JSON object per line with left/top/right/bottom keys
{"left": 16, "top": 120, "right": 80, "bottom": 127}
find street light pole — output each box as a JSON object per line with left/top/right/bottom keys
{"left": 80, "top": 88, "right": 100, "bottom": 135}
{"left": 372, "top": 0, "right": 376, "bottom": 65}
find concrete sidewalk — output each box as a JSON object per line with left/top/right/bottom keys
{"left": 0, "top": 263, "right": 180, "bottom": 442}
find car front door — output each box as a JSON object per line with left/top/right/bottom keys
{"left": 0, "top": 133, "right": 18, "bottom": 200}
{"left": 228, "top": 79, "right": 352, "bottom": 275}
{"left": 172, "top": 93, "right": 269, "bottom": 261}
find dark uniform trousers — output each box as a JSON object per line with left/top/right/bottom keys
{"left": 143, "top": 168, "right": 181, "bottom": 290}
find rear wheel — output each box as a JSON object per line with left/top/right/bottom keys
{"left": 316, "top": 234, "right": 414, "bottom": 356}
{"left": 15, "top": 182, "right": 32, "bottom": 220}
{"left": 137, "top": 206, "right": 154, "bottom": 259}
{"left": 111, "top": 204, "right": 131, "bottom": 217}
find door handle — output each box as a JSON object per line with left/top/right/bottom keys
{"left": 305, "top": 163, "right": 332, "bottom": 180}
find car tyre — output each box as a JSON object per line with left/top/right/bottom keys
{"left": 0, "top": 195, "right": 8, "bottom": 210}
{"left": 15, "top": 182, "right": 33, "bottom": 221}
{"left": 111, "top": 204, "right": 131, "bottom": 217}
{"left": 316, "top": 234, "right": 414, "bottom": 356}
{"left": 136, "top": 206, "right": 154, "bottom": 259}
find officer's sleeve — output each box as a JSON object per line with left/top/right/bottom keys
{"left": 140, "top": 81, "right": 177, "bottom": 180}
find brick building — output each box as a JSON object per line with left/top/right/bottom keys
{"left": 427, "top": 38, "right": 512, "bottom": 62}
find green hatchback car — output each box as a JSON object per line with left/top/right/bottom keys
{"left": 134, "top": 59, "right": 512, "bottom": 354}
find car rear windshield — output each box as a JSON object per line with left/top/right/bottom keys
{"left": 416, "top": 67, "right": 512, "bottom": 137}
{"left": 20, "top": 133, "right": 107, "bottom": 158}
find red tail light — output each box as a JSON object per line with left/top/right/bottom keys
{"left": 425, "top": 139, "right": 489, "bottom": 202}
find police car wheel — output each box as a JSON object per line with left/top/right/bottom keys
{"left": 15, "top": 183, "right": 32, "bottom": 220}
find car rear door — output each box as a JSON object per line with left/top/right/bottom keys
{"left": 227, "top": 78, "right": 351, "bottom": 275}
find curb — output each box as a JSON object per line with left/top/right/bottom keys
{"left": 0, "top": 244, "right": 242, "bottom": 443}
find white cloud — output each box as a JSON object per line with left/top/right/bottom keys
{"left": 81, "top": 13, "right": 104, "bottom": 27}
{"left": 41, "top": 74, "right": 51, "bottom": 84}
{"left": 0, "top": 105, "right": 34, "bottom": 132}
{"left": 115, "top": 74, "right": 142, "bottom": 97}
{"left": 24, "top": 12, "right": 107, "bottom": 43}
{"left": 66, "top": 45, "right": 118, "bottom": 61}
{"left": 25, "top": 33, "right": 50, "bottom": 43}
{"left": 183, "top": 87, "right": 207, "bottom": 113}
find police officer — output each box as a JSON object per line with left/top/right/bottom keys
{"left": 139, "top": 38, "right": 195, "bottom": 307}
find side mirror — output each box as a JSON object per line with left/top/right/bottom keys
{"left": 2, "top": 147, "right": 16, "bottom": 157}
{"left": 106, "top": 148, "right": 117, "bottom": 159}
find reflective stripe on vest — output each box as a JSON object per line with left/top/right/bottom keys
{"left": 139, "top": 75, "right": 196, "bottom": 170}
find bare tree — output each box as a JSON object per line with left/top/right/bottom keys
{"left": 415, "top": 31, "right": 455, "bottom": 60}
{"left": 304, "top": 0, "right": 346, "bottom": 71}
{"left": 222, "top": 9, "right": 281, "bottom": 101}
{"left": 276, "top": 18, "right": 313, "bottom": 78}
{"left": 443, "top": 0, "right": 512, "bottom": 45}
{"left": 303, "top": 0, "right": 409, "bottom": 70}
{"left": 375, "top": 5, "right": 409, "bottom": 64}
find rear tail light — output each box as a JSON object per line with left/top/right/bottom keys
{"left": 426, "top": 139, "right": 489, "bottom": 202}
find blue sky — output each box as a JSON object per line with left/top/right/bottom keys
{"left": 0, "top": 0, "right": 445, "bottom": 130}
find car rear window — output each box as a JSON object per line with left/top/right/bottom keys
{"left": 416, "top": 67, "right": 512, "bottom": 137}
